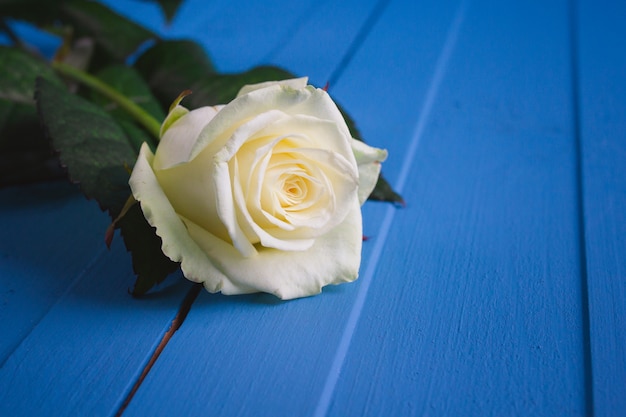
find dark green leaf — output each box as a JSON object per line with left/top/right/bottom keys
{"left": 0, "top": 46, "right": 64, "bottom": 104}
{"left": 0, "top": 99, "right": 65, "bottom": 185}
{"left": 139, "top": 0, "right": 184, "bottom": 22}
{"left": 0, "top": 48, "right": 66, "bottom": 184}
{"left": 135, "top": 42, "right": 294, "bottom": 108}
{"left": 60, "top": 0, "right": 155, "bottom": 62}
{"left": 118, "top": 203, "right": 179, "bottom": 296}
{"left": 116, "top": 119, "right": 154, "bottom": 155}
{"left": 368, "top": 176, "right": 404, "bottom": 205}
{"left": 0, "top": 0, "right": 64, "bottom": 26}
{"left": 338, "top": 103, "right": 362, "bottom": 141}
{"left": 35, "top": 77, "right": 136, "bottom": 217}
{"left": 134, "top": 39, "right": 216, "bottom": 107}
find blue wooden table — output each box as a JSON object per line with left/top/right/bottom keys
{"left": 1, "top": 0, "right": 625, "bottom": 416}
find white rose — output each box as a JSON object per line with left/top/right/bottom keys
{"left": 129, "top": 77, "right": 387, "bottom": 299}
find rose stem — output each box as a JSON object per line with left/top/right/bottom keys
{"left": 51, "top": 61, "right": 162, "bottom": 143}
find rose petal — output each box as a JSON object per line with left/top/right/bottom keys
{"left": 232, "top": 156, "right": 316, "bottom": 251}
{"left": 183, "top": 197, "right": 363, "bottom": 299}
{"left": 154, "top": 150, "right": 229, "bottom": 244}
{"left": 211, "top": 110, "right": 289, "bottom": 257}
{"left": 350, "top": 138, "right": 388, "bottom": 204}
{"left": 129, "top": 143, "right": 221, "bottom": 281}
{"left": 213, "top": 110, "right": 285, "bottom": 163}
{"left": 154, "top": 106, "right": 222, "bottom": 170}
{"left": 236, "top": 144, "right": 358, "bottom": 246}
{"left": 253, "top": 114, "right": 355, "bottom": 161}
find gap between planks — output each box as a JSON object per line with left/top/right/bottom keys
{"left": 567, "top": 0, "right": 595, "bottom": 415}
{"left": 326, "top": 0, "right": 392, "bottom": 88}
{"left": 116, "top": 283, "right": 202, "bottom": 416}
{"left": 313, "top": 1, "right": 469, "bottom": 416}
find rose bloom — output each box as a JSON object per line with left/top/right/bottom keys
{"left": 129, "top": 78, "right": 386, "bottom": 299}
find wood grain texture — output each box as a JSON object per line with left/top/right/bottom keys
{"left": 327, "top": 0, "right": 587, "bottom": 415}
{"left": 576, "top": 0, "right": 626, "bottom": 415}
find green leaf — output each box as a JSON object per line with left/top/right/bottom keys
{"left": 116, "top": 119, "right": 155, "bottom": 155}
{"left": 117, "top": 203, "right": 180, "bottom": 296}
{"left": 0, "top": 46, "right": 64, "bottom": 104}
{"left": 0, "top": 47, "right": 66, "bottom": 185}
{"left": 93, "top": 65, "right": 165, "bottom": 121}
{"left": 90, "top": 64, "right": 165, "bottom": 152}
{"left": 59, "top": 0, "right": 155, "bottom": 62}
{"left": 135, "top": 42, "right": 295, "bottom": 108}
{"left": 134, "top": 39, "right": 216, "bottom": 107}
{"left": 139, "top": 0, "right": 184, "bottom": 22}
{"left": 368, "top": 177, "right": 404, "bottom": 205}
{"left": 35, "top": 77, "right": 137, "bottom": 218}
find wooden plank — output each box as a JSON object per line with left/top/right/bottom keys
{"left": 265, "top": 0, "right": 391, "bottom": 87}
{"left": 100, "top": 0, "right": 381, "bottom": 85}
{"left": 576, "top": 0, "right": 626, "bottom": 415}
{"left": 100, "top": 0, "right": 321, "bottom": 72}
{"left": 326, "top": 0, "right": 589, "bottom": 416}
{"left": 120, "top": 1, "right": 467, "bottom": 416}
{"left": 0, "top": 241, "right": 192, "bottom": 417}
{"left": 0, "top": 183, "right": 109, "bottom": 364}
{"left": 0, "top": 186, "right": 191, "bottom": 417}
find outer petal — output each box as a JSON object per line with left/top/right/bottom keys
{"left": 350, "top": 138, "right": 388, "bottom": 204}
{"left": 189, "top": 84, "right": 353, "bottom": 163}
{"left": 153, "top": 106, "right": 222, "bottom": 171}
{"left": 183, "top": 197, "right": 363, "bottom": 299}
{"left": 129, "top": 143, "right": 221, "bottom": 283}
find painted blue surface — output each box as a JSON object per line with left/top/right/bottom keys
{"left": 577, "top": 0, "right": 626, "bottom": 415}
{"left": 329, "top": 1, "right": 586, "bottom": 415}
{"left": 1, "top": 0, "right": 624, "bottom": 416}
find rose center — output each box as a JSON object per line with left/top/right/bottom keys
{"left": 279, "top": 173, "right": 309, "bottom": 207}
